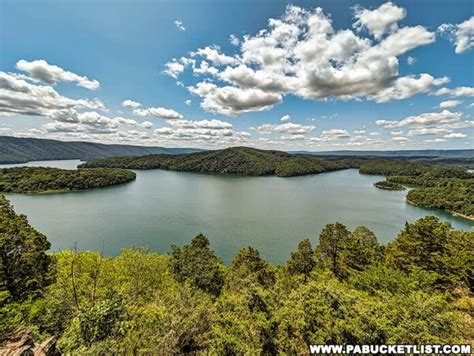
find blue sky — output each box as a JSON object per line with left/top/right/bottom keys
{"left": 0, "top": 0, "right": 473, "bottom": 150}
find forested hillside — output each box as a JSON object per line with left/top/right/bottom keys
{"left": 0, "top": 136, "right": 200, "bottom": 164}
{"left": 0, "top": 195, "right": 472, "bottom": 353}
{"left": 80, "top": 146, "right": 357, "bottom": 176}
{"left": 0, "top": 167, "right": 136, "bottom": 193}
{"left": 359, "top": 159, "right": 474, "bottom": 219}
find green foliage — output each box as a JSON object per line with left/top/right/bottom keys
{"left": 317, "top": 222, "right": 351, "bottom": 279}
{"left": 81, "top": 146, "right": 356, "bottom": 177}
{"left": 387, "top": 216, "right": 474, "bottom": 291}
{"left": 0, "top": 195, "right": 53, "bottom": 301}
{"left": 0, "top": 136, "right": 199, "bottom": 164}
{"left": 170, "top": 234, "right": 225, "bottom": 297}
{"left": 374, "top": 180, "right": 406, "bottom": 190}
{"left": 0, "top": 167, "right": 136, "bottom": 194}
{"left": 0, "top": 197, "right": 472, "bottom": 352}
{"left": 406, "top": 179, "right": 473, "bottom": 217}
{"left": 286, "top": 239, "right": 316, "bottom": 278}
{"left": 226, "top": 247, "right": 276, "bottom": 291}
{"left": 82, "top": 147, "right": 473, "bottom": 218}
{"left": 360, "top": 159, "right": 473, "bottom": 218}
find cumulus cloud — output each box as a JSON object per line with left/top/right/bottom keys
{"left": 16, "top": 59, "right": 100, "bottom": 90}
{"left": 192, "top": 46, "right": 239, "bottom": 66}
{"left": 153, "top": 118, "right": 249, "bottom": 144}
{"left": 174, "top": 20, "right": 186, "bottom": 32}
{"left": 439, "top": 100, "right": 462, "bottom": 109}
{"left": 133, "top": 106, "right": 184, "bottom": 120}
{"left": 256, "top": 122, "right": 315, "bottom": 135}
{"left": 407, "top": 56, "right": 416, "bottom": 65}
{"left": 280, "top": 114, "right": 290, "bottom": 122}
{"left": 370, "top": 74, "right": 449, "bottom": 103}
{"left": 229, "top": 34, "right": 240, "bottom": 46}
{"left": 188, "top": 82, "right": 282, "bottom": 116}
{"left": 0, "top": 71, "right": 104, "bottom": 120}
{"left": 443, "top": 132, "right": 468, "bottom": 139}
{"left": 438, "top": 16, "right": 474, "bottom": 54}
{"left": 165, "top": 3, "right": 443, "bottom": 115}
{"left": 376, "top": 110, "right": 474, "bottom": 138}
{"left": 122, "top": 99, "right": 141, "bottom": 108}
{"left": 320, "top": 129, "right": 351, "bottom": 140}
{"left": 141, "top": 121, "right": 154, "bottom": 129}
{"left": 353, "top": 2, "right": 406, "bottom": 40}
{"left": 433, "top": 86, "right": 474, "bottom": 97}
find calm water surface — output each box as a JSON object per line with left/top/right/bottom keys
{"left": 3, "top": 160, "right": 473, "bottom": 264}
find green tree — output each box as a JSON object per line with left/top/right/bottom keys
{"left": 387, "top": 216, "right": 473, "bottom": 290}
{"left": 317, "top": 222, "right": 351, "bottom": 279}
{"left": 0, "top": 195, "right": 54, "bottom": 300}
{"left": 170, "top": 234, "right": 225, "bottom": 297}
{"left": 226, "top": 247, "right": 275, "bottom": 291}
{"left": 286, "top": 239, "right": 316, "bottom": 279}
{"left": 340, "top": 226, "right": 383, "bottom": 278}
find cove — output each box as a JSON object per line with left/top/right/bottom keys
{"left": 3, "top": 160, "right": 473, "bottom": 264}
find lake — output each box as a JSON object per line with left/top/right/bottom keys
{"left": 3, "top": 160, "right": 473, "bottom": 264}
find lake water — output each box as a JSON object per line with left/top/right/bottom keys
{"left": 3, "top": 160, "right": 473, "bottom": 264}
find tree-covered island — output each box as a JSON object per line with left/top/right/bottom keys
{"left": 374, "top": 180, "right": 406, "bottom": 190}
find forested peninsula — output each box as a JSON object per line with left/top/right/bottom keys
{"left": 0, "top": 195, "right": 472, "bottom": 354}
{"left": 81, "top": 147, "right": 474, "bottom": 219}
{"left": 79, "top": 146, "right": 358, "bottom": 176}
{"left": 0, "top": 167, "right": 136, "bottom": 194}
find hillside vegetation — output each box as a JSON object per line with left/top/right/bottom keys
{"left": 0, "top": 136, "right": 200, "bottom": 164}
{"left": 0, "top": 195, "right": 472, "bottom": 353}
{"left": 358, "top": 159, "right": 473, "bottom": 219}
{"left": 82, "top": 148, "right": 474, "bottom": 219}
{"left": 0, "top": 167, "right": 136, "bottom": 194}
{"left": 80, "top": 147, "right": 355, "bottom": 176}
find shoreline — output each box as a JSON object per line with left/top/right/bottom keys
{"left": 406, "top": 198, "right": 474, "bottom": 222}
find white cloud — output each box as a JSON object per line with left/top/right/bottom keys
{"left": 188, "top": 82, "right": 282, "bottom": 116}
{"left": 152, "top": 118, "right": 249, "bottom": 145}
{"left": 370, "top": 74, "right": 449, "bottom": 103}
{"left": 438, "top": 16, "right": 474, "bottom": 54}
{"left": 122, "top": 99, "right": 141, "bottom": 108}
{"left": 174, "top": 20, "right": 186, "bottom": 32}
{"left": 376, "top": 110, "right": 474, "bottom": 139}
{"left": 165, "top": 3, "right": 443, "bottom": 115}
{"left": 256, "top": 122, "right": 315, "bottom": 135}
{"left": 443, "top": 132, "right": 468, "bottom": 139}
{"left": 280, "top": 114, "right": 290, "bottom": 122}
{"left": 133, "top": 106, "right": 184, "bottom": 120}
{"left": 141, "top": 121, "right": 154, "bottom": 129}
{"left": 184, "top": 99, "right": 192, "bottom": 106}
{"left": 320, "top": 129, "right": 350, "bottom": 140}
{"left": 353, "top": 2, "right": 406, "bottom": 40}
{"left": 0, "top": 71, "right": 104, "bottom": 120}
{"left": 391, "top": 136, "right": 409, "bottom": 142}
{"left": 192, "top": 46, "right": 239, "bottom": 66}
{"left": 16, "top": 59, "right": 100, "bottom": 90}
{"left": 433, "top": 86, "right": 474, "bottom": 97}
{"left": 229, "top": 34, "right": 240, "bottom": 46}
{"left": 376, "top": 110, "right": 463, "bottom": 129}
{"left": 407, "top": 56, "right": 416, "bottom": 65}
{"left": 439, "top": 100, "right": 462, "bottom": 109}
{"left": 163, "top": 57, "right": 193, "bottom": 78}
{"left": 425, "top": 138, "right": 447, "bottom": 143}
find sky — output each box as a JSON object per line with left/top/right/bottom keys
{"left": 0, "top": 0, "right": 473, "bottom": 151}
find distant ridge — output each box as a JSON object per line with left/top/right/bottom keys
{"left": 0, "top": 136, "right": 202, "bottom": 164}
{"left": 291, "top": 149, "right": 474, "bottom": 158}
